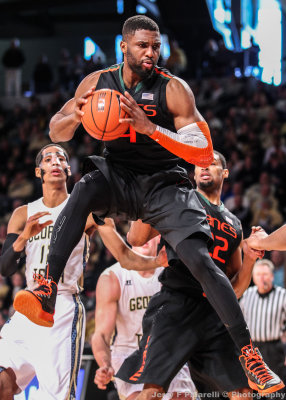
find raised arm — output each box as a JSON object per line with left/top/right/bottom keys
{"left": 97, "top": 219, "right": 164, "bottom": 271}
{"left": 49, "top": 72, "right": 100, "bottom": 143}
{"left": 227, "top": 234, "right": 264, "bottom": 299}
{"left": 0, "top": 206, "right": 52, "bottom": 276}
{"left": 91, "top": 271, "right": 120, "bottom": 389}
{"left": 119, "top": 77, "right": 213, "bottom": 167}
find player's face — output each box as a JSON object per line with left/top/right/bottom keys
{"left": 253, "top": 265, "right": 274, "bottom": 294}
{"left": 132, "top": 235, "right": 160, "bottom": 257}
{"left": 194, "top": 154, "right": 228, "bottom": 191}
{"left": 36, "top": 146, "right": 70, "bottom": 183}
{"left": 122, "top": 30, "right": 161, "bottom": 79}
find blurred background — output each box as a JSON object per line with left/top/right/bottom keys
{"left": 1, "top": 0, "right": 286, "bottom": 398}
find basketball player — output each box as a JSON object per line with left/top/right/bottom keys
{"left": 14, "top": 16, "right": 283, "bottom": 394}
{"left": 117, "top": 151, "right": 271, "bottom": 400}
{"left": 92, "top": 236, "right": 195, "bottom": 400}
{"left": 0, "top": 144, "right": 165, "bottom": 400}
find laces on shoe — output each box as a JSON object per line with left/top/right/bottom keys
{"left": 241, "top": 343, "right": 272, "bottom": 384}
{"left": 32, "top": 272, "right": 57, "bottom": 297}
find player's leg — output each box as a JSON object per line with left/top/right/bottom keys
{"left": 136, "top": 384, "right": 165, "bottom": 400}
{"left": 176, "top": 235, "right": 284, "bottom": 395}
{"left": 0, "top": 367, "right": 19, "bottom": 399}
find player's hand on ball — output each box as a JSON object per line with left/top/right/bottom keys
{"left": 120, "top": 91, "right": 156, "bottom": 136}
{"left": 94, "top": 366, "right": 115, "bottom": 390}
{"left": 74, "top": 86, "right": 95, "bottom": 121}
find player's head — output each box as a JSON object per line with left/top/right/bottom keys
{"left": 252, "top": 259, "right": 274, "bottom": 294}
{"left": 132, "top": 235, "right": 161, "bottom": 258}
{"left": 121, "top": 15, "right": 161, "bottom": 79}
{"left": 194, "top": 150, "right": 228, "bottom": 193}
{"left": 35, "top": 144, "right": 71, "bottom": 184}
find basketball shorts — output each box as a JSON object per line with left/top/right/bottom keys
{"left": 83, "top": 156, "right": 213, "bottom": 251}
{"left": 116, "top": 288, "right": 248, "bottom": 393}
{"left": 0, "top": 293, "right": 85, "bottom": 400}
{"left": 111, "top": 347, "right": 195, "bottom": 400}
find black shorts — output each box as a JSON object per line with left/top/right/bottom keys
{"left": 116, "top": 288, "right": 248, "bottom": 392}
{"left": 84, "top": 156, "right": 212, "bottom": 251}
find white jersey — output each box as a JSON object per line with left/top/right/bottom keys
{"left": 103, "top": 262, "right": 163, "bottom": 351}
{"left": 26, "top": 197, "right": 89, "bottom": 294}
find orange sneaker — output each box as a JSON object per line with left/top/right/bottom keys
{"left": 239, "top": 343, "right": 285, "bottom": 395}
{"left": 14, "top": 273, "right": 57, "bottom": 327}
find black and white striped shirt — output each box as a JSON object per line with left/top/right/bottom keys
{"left": 240, "top": 286, "right": 286, "bottom": 342}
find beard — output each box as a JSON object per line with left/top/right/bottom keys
{"left": 126, "top": 49, "right": 155, "bottom": 79}
{"left": 197, "top": 180, "right": 215, "bottom": 190}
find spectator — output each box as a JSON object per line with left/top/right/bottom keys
{"left": 2, "top": 38, "right": 25, "bottom": 97}
{"left": 33, "top": 54, "right": 53, "bottom": 94}
{"left": 271, "top": 250, "right": 286, "bottom": 288}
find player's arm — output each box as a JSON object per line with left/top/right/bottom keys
{"left": 91, "top": 271, "right": 120, "bottom": 389}
{"left": 97, "top": 219, "right": 164, "bottom": 270}
{"left": 119, "top": 77, "right": 213, "bottom": 167}
{"left": 49, "top": 72, "right": 101, "bottom": 143}
{"left": 127, "top": 219, "right": 159, "bottom": 247}
{"left": 0, "top": 207, "right": 52, "bottom": 276}
{"left": 246, "top": 225, "right": 286, "bottom": 251}
{"left": 227, "top": 234, "right": 264, "bottom": 299}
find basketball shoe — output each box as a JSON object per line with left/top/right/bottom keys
{"left": 14, "top": 272, "right": 57, "bottom": 327}
{"left": 239, "top": 343, "right": 284, "bottom": 395}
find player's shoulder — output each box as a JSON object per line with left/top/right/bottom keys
{"left": 101, "top": 262, "right": 122, "bottom": 278}
{"left": 10, "top": 204, "right": 28, "bottom": 221}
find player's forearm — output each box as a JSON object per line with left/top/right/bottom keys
{"left": 118, "top": 248, "right": 161, "bottom": 271}
{"left": 49, "top": 112, "right": 79, "bottom": 143}
{"left": 0, "top": 233, "right": 23, "bottom": 277}
{"left": 91, "top": 333, "right": 112, "bottom": 368}
{"left": 149, "top": 122, "right": 214, "bottom": 167}
{"left": 231, "top": 257, "right": 255, "bottom": 299}
{"left": 254, "top": 226, "right": 286, "bottom": 251}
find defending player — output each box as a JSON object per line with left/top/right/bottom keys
{"left": 0, "top": 144, "right": 165, "bottom": 400}
{"left": 92, "top": 236, "right": 195, "bottom": 400}
{"left": 14, "top": 16, "right": 283, "bottom": 394}
{"left": 117, "top": 152, "right": 273, "bottom": 399}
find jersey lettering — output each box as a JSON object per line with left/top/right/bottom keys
{"left": 129, "top": 296, "right": 152, "bottom": 311}
{"left": 29, "top": 225, "right": 54, "bottom": 242}
{"left": 137, "top": 104, "right": 157, "bottom": 117}
{"left": 206, "top": 215, "right": 237, "bottom": 238}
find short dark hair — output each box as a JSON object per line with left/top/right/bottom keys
{"left": 35, "top": 144, "right": 69, "bottom": 167}
{"left": 122, "top": 15, "right": 159, "bottom": 40}
{"left": 214, "top": 150, "right": 227, "bottom": 169}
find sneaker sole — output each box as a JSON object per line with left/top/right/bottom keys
{"left": 248, "top": 379, "right": 285, "bottom": 395}
{"left": 14, "top": 291, "right": 54, "bottom": 327}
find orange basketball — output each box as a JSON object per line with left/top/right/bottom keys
{"left": 81, "top": 88, "right": 129, "bottom": 141}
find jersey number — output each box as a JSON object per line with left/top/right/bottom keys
{"left": 209, "top": 235, "right": 228, "bottom": 264}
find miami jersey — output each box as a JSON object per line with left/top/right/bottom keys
{"left": 102, "top": 262, "right": 163, "bottom": 350}
{"left": 25, "top": 197, "right": 89, "bottom": 294}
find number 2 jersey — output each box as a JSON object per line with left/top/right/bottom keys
{"left": 25, "top": 197, "right": 89, "bottom": 294}
{"left": 159, "top": 191, "right": 243, "bottom": 296}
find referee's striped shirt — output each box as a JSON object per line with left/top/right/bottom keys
{"left": 239, "top": 286, "right": 286, "bottom": 342}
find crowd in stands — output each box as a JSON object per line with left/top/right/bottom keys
{"left": 1, "top": 41, "right": 286, "bottom": 348}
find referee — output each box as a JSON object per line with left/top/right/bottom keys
{"left": 240, "top": 259, "right": 286, "bottom": 383}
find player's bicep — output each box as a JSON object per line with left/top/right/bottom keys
{"left": 128, "top": 220, "right": 159, "bottom": 246}
{"left": 166, "top": 78, "right": 204, "bottom": 130}
{"left": 7, "top": 206, "right": 27, "bottom": 235}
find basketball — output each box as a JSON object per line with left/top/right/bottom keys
{"left": 81, "top": 88, "right": 129, "bottom": 141}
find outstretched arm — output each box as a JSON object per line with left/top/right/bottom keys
{"left": 91, "top": 271, "right": 119, "bottom": 389}
{"left": 97, "top": 219, "right": 164, "bottom": 270}
{"left": 246, "top": 225, "right": 286, "bottom": 251}
{"left": 127, "top": 220, "right": 159, "bottom": 247}
{"left": 227, "top": 233, "right": 264, "bottom": 299}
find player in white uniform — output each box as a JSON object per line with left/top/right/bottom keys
{"left": 92, "top": 236, "right": 196, "bottom": 400}
{"left": 0, "top": 144, "right": 167, "bottom": 400}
